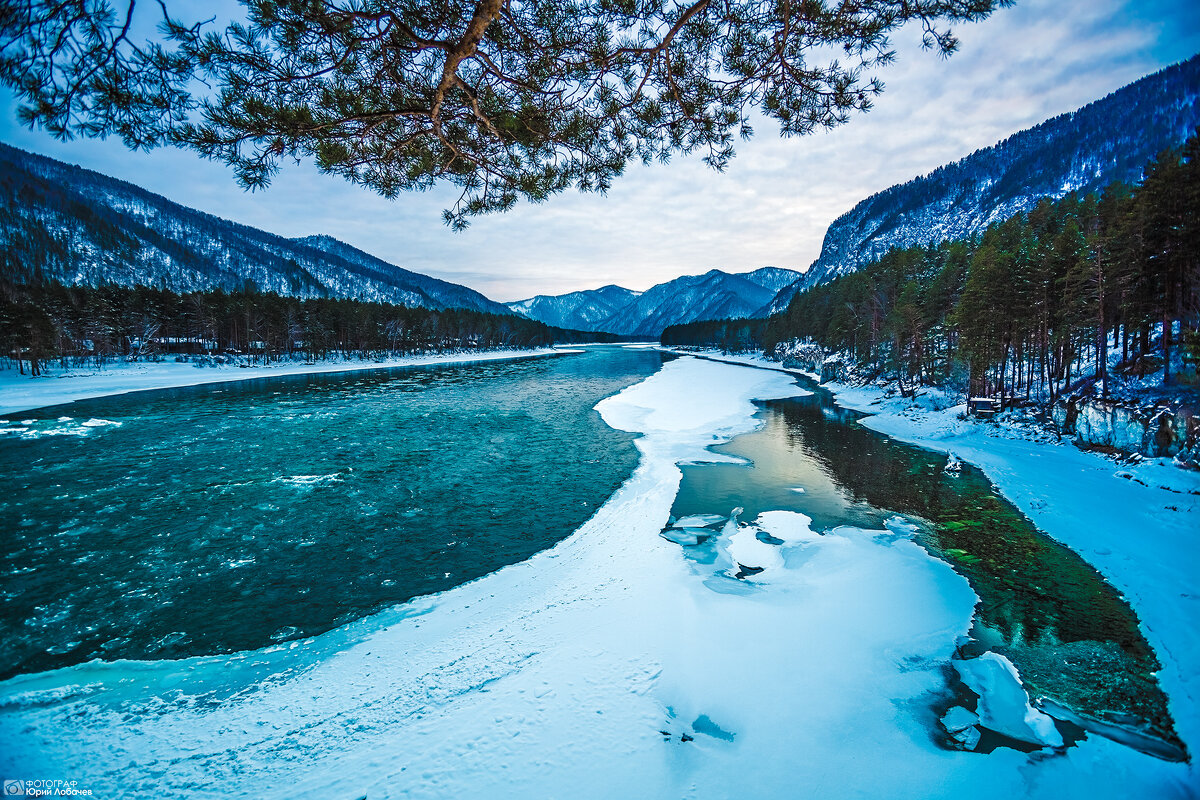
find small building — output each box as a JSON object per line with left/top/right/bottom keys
{"left": 967, "top": 397, "right": 1000, "bottom": 418}
{"left": 133, "top": 337, "right": 218, "bottom": 355}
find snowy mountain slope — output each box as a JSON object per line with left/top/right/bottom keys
{"left": 740, "top": 266, "right": 803, "bottom": 295}
{"left": 294, "top": 235, "right": 512, "bottom": 314}
{"left": 798, "top": 53, "right": 1200, "bottom": 292}
{"left": 758, "top": 278, "right": 808, "bottom": 317}
{"left": 506, "top": 284, "right": 641, "bottom": 331}
{"left": 599, "top": 269, "right": 794, "bottom": 338}
{"left": 0, "top": 143, "right": 510, "bottom": 314}
{"left": 508, "top": 268, "right": 801, "bottom": 336}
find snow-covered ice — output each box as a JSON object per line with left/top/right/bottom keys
{"left": 673, "top": 514, "right": 726, "bottom": 527}
{"left": 955, "top": 652, "right": 1065, "bottom": 748}
{"left": 819, "top": 376, "right": 1200, "bottom": 768}
{"left": 669, "top": 347, "right": 1200, "bottom": 772}
{"left": 0, "top": 355, "right": 1195, "bottom": 798}
{"left": 0, "top": 348, "right": 571, "bottom": 416}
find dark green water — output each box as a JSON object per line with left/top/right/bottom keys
{"left": 0, "top": 347, "right": 666, "bottom": 679}
{"left": 672, "top": 385, "right": 1177, "bottom": 748}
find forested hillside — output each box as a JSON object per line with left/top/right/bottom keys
{"left": 762, "top": 54, "right": 1200, "bottom": 315}
{"left": 0, "top": 283, "right": 610, "bottom": 376}
{"left": 665, "top": 133, "right": 1200, "bottom": 403}
{"left": 0, "top": 144, "right": 510, "bottom": 314}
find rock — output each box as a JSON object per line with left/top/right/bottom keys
{"left": 820, "top": 355, "right": 846, "bottom": 383}
{"left": 1054, "top": 397, "right": 1196, "bottom": 459}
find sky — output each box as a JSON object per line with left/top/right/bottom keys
{"left": 2, "top": 0, "right": 1198, "bottom": 301}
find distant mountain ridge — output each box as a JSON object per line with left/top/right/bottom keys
{"left": 764, "top": 53, "right": 1200, "bottom": 314}
{"left": 0, "top": 143, "right": 512, "bottom": 315}
{"left": 508, "top": 267, "right": 801, "bottom": 337}
{"left": 507, "top": 284, "right": 642, "bottom": 331}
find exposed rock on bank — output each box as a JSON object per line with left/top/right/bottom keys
{"left": 1052, "top": 397, "right": 1198, "bottom": 466}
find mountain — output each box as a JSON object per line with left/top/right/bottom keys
{"left": 0, "top": 143, "right": 511, "bottom": 315}
{"left": 506, "top": 284, "right": 641, "bottom": 330}
{"left": 739, "top": 266, "right": 804, "bottom": 295}
{"left": 771, "top": 53, "right": 1200, "bottom": 309}
{"left": 293, "top": 235, "right": 512, "bottom": 314}
{"left": 599, "top": 268, "right": 799, "bottom": 338}
{"left": 508, "top": 268, "right": 801, "bottom": 336}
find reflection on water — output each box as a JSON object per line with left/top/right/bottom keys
{"left": 672, "top": 386, "right": 1178, "bottom": 749}
{"left": 0, "top": 347, "right": 666, "bottom": 679}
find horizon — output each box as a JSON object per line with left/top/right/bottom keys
{"left": 1, "top": 0, "right": 1197, "bottom": 302}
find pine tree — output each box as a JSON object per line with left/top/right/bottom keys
{"left": 1, "top": 0, "right": 1012, "bottom": 227}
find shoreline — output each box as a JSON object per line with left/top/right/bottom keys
{"left": 666, "top": 347, "right": 1200, "bottom": 761}
{"left": 1, "top": 354, "right": 1192, "bottom": 796}
{"left": 0, "top": 347, "right": 577, "bottom": 416}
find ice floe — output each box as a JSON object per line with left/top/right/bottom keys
{"left": 0, "top": 417, "right": 123, "bottom": 439}
{"left": 954, "top": 652, "right": 1065, "bottom": 748}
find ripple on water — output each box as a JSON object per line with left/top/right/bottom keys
{"left": 0, "top": 347, "right": 666, "bottom": 680}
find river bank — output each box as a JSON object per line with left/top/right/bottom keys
{"left": 1, "top": 353, "right": 1193, "bottom": 797}
{"left": 0, "top": 348, "right": 575, "bottom": 415}
{"left": 664, "top": 347, "right": 1200, "bottom": 770}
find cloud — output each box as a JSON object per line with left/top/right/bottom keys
{"left": 1, "top": 0, "right": 1197, "bottom": 300}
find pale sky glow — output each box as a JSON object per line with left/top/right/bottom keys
{"left": 2, "top": 0, "right": 1198, "bottom": 301}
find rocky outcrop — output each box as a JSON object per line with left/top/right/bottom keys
{"left": 1052, "top": 397, "right": 1198, "bottom": 463}
{"left": 820, "top": 356, "right": 847, "bottom": 384}
{"left": 771, "top": 341, "right": 824, "bottom": 374}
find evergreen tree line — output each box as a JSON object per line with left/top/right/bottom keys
{"left": 0, "top": 283, "right": 615, "bottom": 375}
{"left": 661, "top": 317, "right": 769, "bottom": 352}
{"left": 666, "top": 133, "right": 1200, "bottom": 405}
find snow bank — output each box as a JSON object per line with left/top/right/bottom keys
{"left": 821, "top": 377, "right": 1200, "bottom": 769}
{"left": 0, "top": 356, "right": 1193, "bottom": 798}
{"left": 0, "top": 348, "right": 568, "bottom": 415}
{"left": 668, "top": 348, "right": 1199, "bottom": 767}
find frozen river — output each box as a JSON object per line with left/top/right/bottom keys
{"left": 0, "top": 349, "right": 1190, "bottom": 797}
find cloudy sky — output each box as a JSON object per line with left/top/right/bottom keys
{"left": 2, "top": 0, "right": 1198, "bottom": 301}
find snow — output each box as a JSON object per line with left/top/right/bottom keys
{"left": 0, "top": 349, "right": 573, "bottom": 415}
{"left": 955, "top": 652, "right": 1065, "bottom": 748}
{"left": 673, "top": 514, "right": 726, "bottom": 527}
{"left": 0, "top": 355, "right": 1195, "bottom": 798}
{"left": 820, "top": 376, "right": 1200, "bottom": 765}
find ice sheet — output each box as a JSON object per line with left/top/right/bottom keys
{"left": 0, "top": 348, "right": 566, "bottom": 415}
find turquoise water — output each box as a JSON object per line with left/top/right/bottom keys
{"left": 0, "top": 349, "right": 1179, "bottom": 754}
{"left": 0, "top": 347, "right": 666, "bottom": 679}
